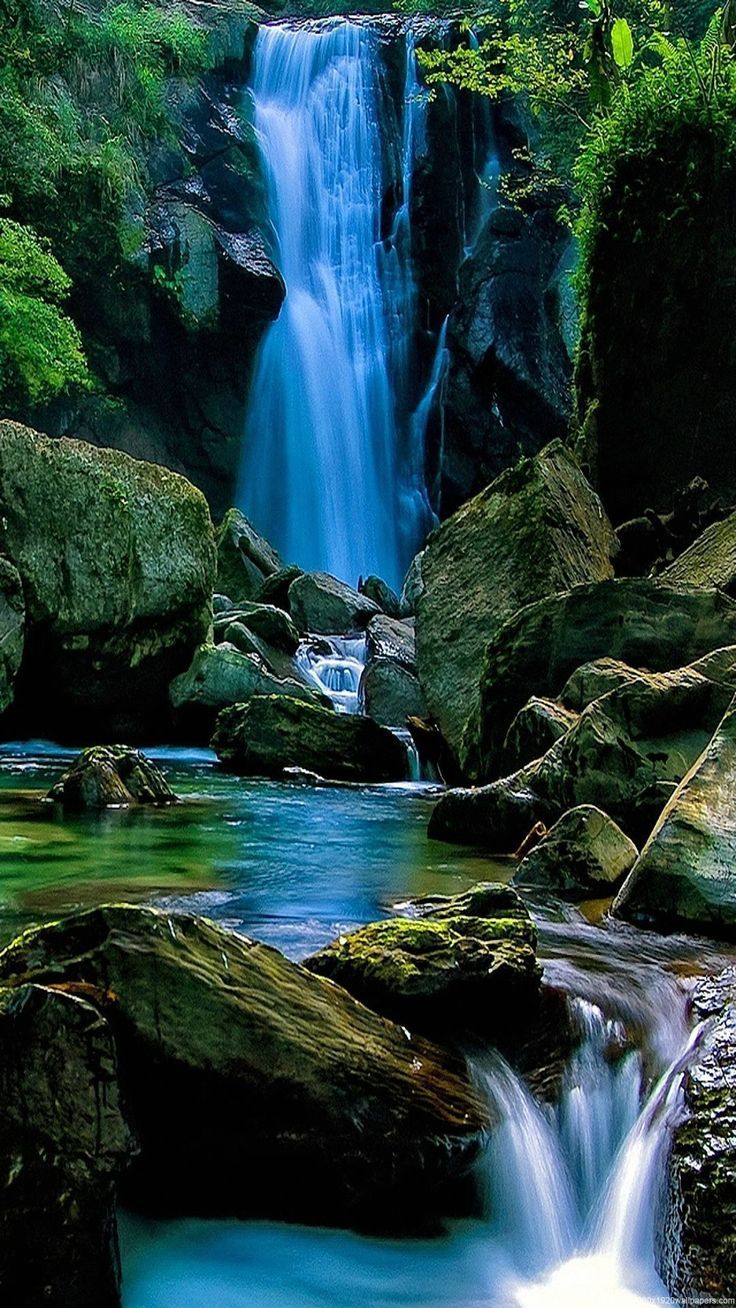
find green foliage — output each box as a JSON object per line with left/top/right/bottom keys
{"left": 0, "top": 218, "right": 90, "bottom": 408}
{"left": 0, "top": 0, "right": 211, "bottom": 415}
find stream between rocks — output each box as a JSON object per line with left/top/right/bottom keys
{"left": 1, "top": 743, "right": 732, "bottom": 1307}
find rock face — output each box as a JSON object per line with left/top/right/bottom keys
{"left": 433, "top": 661, "right": 736, "bottom": 850}
{"left": 613, "top": 700, "right": 736, "bottom": 938}
{"left": 215, "top": 509, "right": 282, "bottom": 605}
{"left": 0, "top": 983, "right": 134, "bottom": 1307}
{"left": 0, "top": 422, "right": 215, "bottom": 739}
{"left": 305, "top": 883, "right": 540, "bottom": 1041}
{"left": 473, "top": 581, "right": 736, "bottom": 780}
{"left": 515, "top": 806, "right": 637, "bottom": 897}
{"left": 439, "top": 196, "right": 574, "bottom": 515}
{"left": 170, "top": 642, "right": 325, "bottom": 738}
{"left": 47, "top": 747, "right": 177, "bottom": 811}
{"left": 0, "top": 557, "right": 24, "bottom": 716}
{"left": 663, "top": 969, "right": 736, "bottom": 1302}
{"left": 415, "top": 442, "right": 616, "bottom": 768}
{"left": 288, "top": 571, "right": 381, "bottom": 635}
{"left": 0, "top": 906, "right": 488, "bottom": 1228}
{"left": 663, "top": 510, "right": 736, "bottom": 594}
{"left": 213, "top": 694, "right": 409, "bottom": 782}
{"left": 361, "top": 614, "right": 426, "bottom": 727}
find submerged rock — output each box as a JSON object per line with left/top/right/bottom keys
{"left": 613, "top": 700, "right": 736, "bottom": 937}
{"left": 288, "top": 571, "right": 380, "bottom": 635}
{"left": 0, "top": 421, "right": 215, "bottom": 739}
{"left": 0, "top": 557, "right": 24, "bottom": 717}
{"left": 215, "top": 508, "right": 282, "bottom": 606}
{"left": 47, "top": 746, "right": 177, "bottom": 811}
{"left": 663, "top": 969, "right": 736, "bottom": 1301}
{"left": 0, "top": 983, "right": 134, "bottom": 1307}
{"left": 473, "top": 580, "right": 736, "bottom": 780}
{"left": 0, "top": 906, "right": 488, "bottom": 1228}
{"left": 515, "top": 805, "right": 637, "bottom": 897}
{"left": 415, "top": 441, "right": 615, "bottom": 769}
{"left": 212, "top": 694, "right": 408, "bottom": 783}
{"left": 305, "top": 883, "right": 540, "bottom": 1041}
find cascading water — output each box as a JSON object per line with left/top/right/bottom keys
{"left": 295, "top": 635, "right": 367, "bottom": 714}
{"left": 238, "top": 21, "right": 432, "bottom": 590}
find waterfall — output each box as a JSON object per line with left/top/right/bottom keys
{"left": 295, "top": 635, "right": 367, "bottom": 714}
{"left": 238, "top": 21, "right": 432, "bottom": 590}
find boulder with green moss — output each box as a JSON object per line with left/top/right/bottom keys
{"left": 288, "top": 571, "right": 381, "bottom": 635}
{"left": 47, "top": 746, "right": 177, "bottom": 811}
{"left": 663, "top": 969, "right": 736, "bottom": 1301}
{"left": 0, "top": 906, "right": 487, "bottom": 1228}
{"left": 502, "top": 696, "right": 578, "bottom": 771}
{"left": 212, "top": 694, "right": 408, "bottom": 782}
{"left": 305, "top": 883, "right": 540, "bottom": 1040}
{"left": 613, "top": 700, "right": 736, "bottom": 937}
{"left": 0, "top": 983, "right": 134, "bottom": 1307}
{"left": 0, "top": 557, "right": 24, "bottom": 717}
{"left": 663, "top": 510, "right": 736, "bottom": 594}
{"left": 415, "top": 441, "right": 615, "bottom": 769}
{"left": 170, "top": 643, "right": 326, "bottom": 739}
{"left": 215, "top": 508, "right": 282, "bottom": 606}
{"left": 472, "top": 580, "right": 736, "bottom": 780}
{"left": 515, "top": 805, "right": 637, "bottom": 897}
{"left": 0, "top": 422, "right": 215, "bottom": 739}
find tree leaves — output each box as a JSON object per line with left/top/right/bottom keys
{"left": 611, "top": 18, "right": 635, "bottom": 69}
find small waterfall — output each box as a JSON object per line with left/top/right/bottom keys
{"left": 295, "top": 635, "right": 367, "bottom": 714}
{"left": 238, "top": 21, "right": 434, "bottom": 590}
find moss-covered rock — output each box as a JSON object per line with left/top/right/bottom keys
{"left": 663, "top": 969, "right": 736, "bottom": 1300}
{"left": 502, "top": 696, "right": 578, "bottom": 772}
{"left": 415, "top": 441, "right": 615, "bottom": 769}
{"left": 359, "top": 574, "right": 401, "bottom": 617}
{"left": 515, "top": 805, "right": 637, "bottom": 898}
{"left": 218, "top": 602, "right": 299, "bottom": 654}
{"left": 47, "top": 746, "right": 177, "bottom": 811}
{"left": 288, "top": 571, "right": 381, "bottom": 635}
{"left": 212, "top": 693, "right": 408, "bottom": 782}
{"left": 664, "top": 510, "right": 736, "bottom": 594}
{"left": 0, "top": 422, "right": 215, "bottom": 739}
{"left": 170, "top": 642, "right": 325, "bottom": 739}
{"left": 613, "top": 700, "right": 736, "bottom": 938}
{"left": 305, "top": 883, "right": 540, "bottom": 1040}
{"left": 472, "top": 580, "right": 736, "bottom": 781}
{"left": 0, "top": 983, "right": 134, "bottom": 1307}
{"left": 361, "top": 614, "right": 426, "bottom": 727}
{"left": 215, "top": 508, "right": 282, "bottom": 606}
{"left": 0, "top": 906, "right": 488, "bottom": 1228}
{"left": 0, "top": 557, "right": 24, "bottom": 717}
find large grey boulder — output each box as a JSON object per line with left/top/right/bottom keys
{"left": 415, "top": 441, "right": 615, "bottom": 769}
{"left": 515, "top": 805, "right": 638, "bottom": 897}
{"left": 663, "top": 969, "right": 736, "bottom": 1301}
{"left": 212, "top": 694, "right": 409, "bottom": 783}
{"left": 0, "top": 557, "right": 24, "bottom": 717}
{"left": 361, "top": 614, "right": 426, "bottom": 727}
{"left": 0, "top": 983, "right": 134, "bottom": 1307}
{"left": 170, "top": 642, "right": 325, "bottom": 739}
{"left": 0, "top": 421, "right": 215, "bottom": 739}
{"left": 502, "top": 696, "right": 578, "bottom": 771}
{"left": 613, "top": 699, "right": 736, "bottom": 937}
{"left": 288, "top": 571, "right": 380, "bottom": 635}
{"left": 0, "top": 907, "right": 487, "bottom": 1229}
{"left": 215, "top": 508, "right": 282, "bottom": 606}
{"left": 473, "top": 580, "right": 736, "bottom": 780}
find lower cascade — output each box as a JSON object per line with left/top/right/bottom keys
{"left": 238, "top": 20, "right": 433, "bottom": 590}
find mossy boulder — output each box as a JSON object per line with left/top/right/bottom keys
{"left": 472, "top": 580, "right": 736, "bottom": 780}
{"left": 0, "top": 906, "right": 488, "bottom": 1228}
{"left": 515, "top": 805, "right": 637, "bottom": 898}
{"left": 415, "top": 441, "right": 615, "bottom": 769}
{"left": 613, "top": 699, "right": 736, "bottom": 938}
{"left": 0, "top": 422, "right": 215, "bottom": 739}
{"left": 502, "top": 696, "right": 578, "bottom": 772}
{"left": 288, "top": 571, "right": 381, "bottom": 635}
{"left": 359, "top": 575, "right": 402, "bottom": 618}
{"left": 361, "top": 614, "right": 426, "bottom": 727}
{"left": 664, "top": 509, "right": 736, "bottom": 595}
{"left": 663, "top": 969, "right": 736, "bottom": 1301}
{"left": 0, "top": 557, "right": 24, "bottom": 717}
{"left": 47, "top": 746, "right": 177, "bottom": 811}
{"left": 212, "top": 694, "right": 408, "bottom": 782}
{"left": 305, "top": 883, "right": 540, "bottom": 1041}
{"left": 216, "top": 602, "right": 299, "bottom": 655}
{"left": 215, "top": 508, "right": 282, "bottom": 606}
{"left": 170, "top": 643, "right": 325, "bottom": 739}
{"left": 0, "top": 983, "right": 134, "bottom": 1307}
